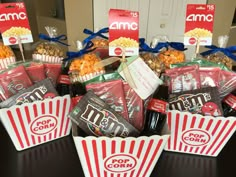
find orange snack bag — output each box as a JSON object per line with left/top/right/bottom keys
{"left": 69, "top": 53, "right": 105, "bottom": 83}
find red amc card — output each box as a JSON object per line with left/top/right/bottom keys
{"left": 0, "top": 2, "right": 33, "bottom": 45}
{"left": 109, "top": 9, "right": 139, "bottom": 56}
{"left": 184, "top": 4, "right": 215, "bottom": 46}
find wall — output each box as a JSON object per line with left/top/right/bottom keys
{"left": 64, "top": 0, "right": 93, "bottom": 50}
{"left": 207, "top": 0, "right": 236, "bottom": 46}
{"left": 228, "top": 26, "right": 236, "bottom": 46}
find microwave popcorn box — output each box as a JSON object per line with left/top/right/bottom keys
{"left": 165, "top": 110, "right": 236, "bottom": 157}
{"left": 0, "top": 95, "right": 72, "bottom": 151}
{"left": 72, "top": 124, "right": 168, "bottom": 177}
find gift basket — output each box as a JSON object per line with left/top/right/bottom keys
{"left": 163, "top": 50, "right": 236, "bottom": 156}
{"left": 1, "top": 2, "right": 236, "bottom": 177}
{"left": 0, "top": 61, "right": 72, "bottom": 151}
{"left": 0, "top": 24, "right": 72, "bottom": 151}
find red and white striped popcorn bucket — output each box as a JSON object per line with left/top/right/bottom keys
{"left": 0, "top": 95, "right": 72, "bottom": 151}
{"left": 165, "top": 110, "right": 236, "bottom": 156}
{"left": 32, "top": 54, "right": 63, "bottom": 64}
{"left": 0, "top": 56, "right": 16, "bottom": 70}
{"left": 72, "top": 124, "right": 169, "bottom": 177}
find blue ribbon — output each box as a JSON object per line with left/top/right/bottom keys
{"left": 139, "top": 38, "right": 160, "bottom": 53}
{"left": 83, "top": 27, "right": 109, "bottom": 45}
{"left": 200, "top": 45, "right": 236, "bottom": 61}
{"left": 139, "top": 38, "right": 187, "bottom": 53}
{"left": 63, "top": 41, "right": 95, "bottom": 61}
{"left": 39, "top": 33, "right": 69, "bottom": 46}
{"left": 156, "top": 42, "right": 187, "bottom": 51}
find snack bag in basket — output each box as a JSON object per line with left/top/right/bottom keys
{"left": 154, "top": 36, "right": 187, "bottom": 69}
{"left": 68, "top": 90, "right": 140, "bottom": 137}
{"left": 0, "top": 78, "right": 58, "bottom": 108}
{"left": 200, "top": 35, "right": 236, "bottom": 70}
{"left": 65, "top": 41, "right": 105, "bottom": 83}
{"left": 86, "top": 79, "right": 129, "bottom": 121}
{"left": 139, "top": 38, "right": 165, "bottom": 77}
{"left": 0, "top": 41, "right": 16, "bottom": 70}
{"left": 0, "top": 65, "right": 33, "bottom": 101}
{"left": 169, "top": 86, "right": 223, "bottom": 116}
{"left": 165, "top": 65, "right": 201, "bottom": 93}
{"left": 8, "top": 61, "right": 46, "bottom": 84}
{"left": 32, "top": 26, "right": 68, "bottom": 63}
{"left": 83, "top": 27, "right": 109, "bottom": 59}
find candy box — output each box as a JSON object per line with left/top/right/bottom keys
{"left": 0, "top": 95, "right": 72, "bottom": 151}
{"left": 164, "top": 110, "right": 236, "bottom": 156}
{"left": 72, "top": 123, "right": 168, "bottom": 177}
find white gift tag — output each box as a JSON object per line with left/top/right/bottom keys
{"left": 118, "top": 56, "right": 163, "bottom": 99}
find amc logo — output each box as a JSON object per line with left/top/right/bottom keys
{"left": 189, "top": 37, "right": 197, "bottom": 45}
{"left": 181, "top": 129, "right": 211, "bottom": 146}
{"left": 114, "top": 47, "right": 123, "bottom": 55}
{"left": 104, "top": 154, "right": 137, "bottom": 173}
{"left": 30, "top": 115, "right": 58, "bottom": 135}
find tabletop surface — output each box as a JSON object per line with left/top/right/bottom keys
{"left": 0, "top": 122, "right": 236, "bottom": 177}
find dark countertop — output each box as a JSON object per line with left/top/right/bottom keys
{"left": 0, "top": 122, "right": 236, "bottom": 177}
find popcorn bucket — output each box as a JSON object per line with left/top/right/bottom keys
{"left": 0, "top": 95, "right": 72, "bottom": 151}
{"left": 32, "top": 54, "right": 63, "bottom": 64}
{"left": 165, "top": 110, "right": 236, "bottom": 156}
{"left": 72, "top": 124, "right": 169, "bottom": 177}
{"left": 0, "top": 56, "right": 16, "bottom": 70}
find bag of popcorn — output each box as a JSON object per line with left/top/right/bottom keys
{"left": 200, "top": 35, "right": 235, "bottom": 70}
{"left": 65, "top": 41, "right": 105, "bottom": 83}
{"left": 82, "top": 27, "right": 109, "bottom": 59}
{"left": 32, "top": 26, "right": 68, "bottom": 63}
{"left": 0, "top": 41, "right": 16, "bottom": 70}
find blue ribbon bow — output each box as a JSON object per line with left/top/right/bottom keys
{"left": 139, "top": 38, "right": 187, "bottom": 53}
{"left": 200, "top": 45, "right": 236, "bottom": 61}
{"left": 139, "top": 38, "right": 160, "bottom": 53}
{"left": 83, "top": 27, "right": 109, "bottom": 45}
{"left": 39, "top": 33, "right": 69, "bottom": 46}
{"left": 156, "top": 42, "right": 187, "bottom": 51}
{"left": 63, "top": 41, "right": 95, "bottom": 61}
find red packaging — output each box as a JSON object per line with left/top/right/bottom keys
{"left": 25, "top": 63, "right": 46, "bottom": 83}
{"left": 86, "top": 79, "right": 129, "bottom": 120}
{"left": 219, "top": 70, "right": 236, "bottom": 99}
{"left": 109, "top": 9, "right": 139, "bottom": 56}
{"left": 199, "top": 67, "right": 220, "bottom": 88}
{"left": 123, "top": 82, "right": 144, "bottom": 131}
{"left": 169, "top": 87, "right": 223, "bottom": 116}
{"left": 44, "top": 63, "right": 62, "bottom": 86}
{"left": 184, "top": 4, "right": 215, "bottom": 45}
{"left": 0, "top": 2, "right": 33, "bottom": 45}
{"left": 165, "top": 65, "right": 201, "bottom": 93}
{"left": 0, "top": 65, "right": 33, "bottom": 101}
